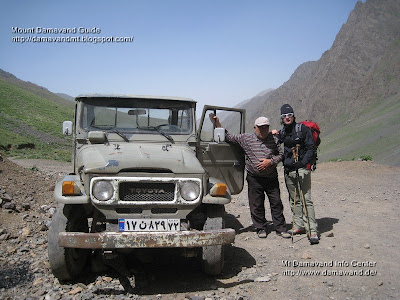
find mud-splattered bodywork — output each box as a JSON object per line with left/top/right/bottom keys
{"left": 53, "top": 95, "right": 245, "bottom": 250}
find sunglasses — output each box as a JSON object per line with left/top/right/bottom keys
{"left": 281, "top": 113, "right": 294, "bottom": 118}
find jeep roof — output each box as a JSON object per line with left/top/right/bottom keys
{"left": 76, "top": 94, "right": 197, "bottom": 103}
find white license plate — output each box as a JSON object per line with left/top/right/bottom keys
{"left": 119, "top": 218, "right": 180, "bottom": 232}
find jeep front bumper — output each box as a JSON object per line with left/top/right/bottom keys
{"left": 59, "top": 229, "right": 235, "bottom": 249}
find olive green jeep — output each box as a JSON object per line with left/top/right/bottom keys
{"left": 48, "top": 94, "right": 245, "bottom": 280}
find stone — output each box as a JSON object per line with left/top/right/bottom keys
{"left": 3, "top": 202, "right": 16, "bottom": 210}
{"left": 68, "top": 287, "right": 83, "bottom": 295}
{"left": 21, "top": 227, "right": 31, "bottom": 237}
{"left": 103, "top": 276, "right": 113, "bottom": 282}
{"left": 33, "top": 278, "right": 44, "bottom": 286}
{"left": 22, "top": 203, "right": 31, "bottom": 211}
{"left": 254, "top": 276, "right": 271, "bottom": 282}
{"left": 39, "top": 224, "right": 48, "bottom": 231}
{"left": 1, "top": 193, "right": 12, "bottom": 202}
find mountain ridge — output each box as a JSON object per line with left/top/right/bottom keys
{"left": 238, "top": 0, "right": 400, "bottom": 165}
{"left": 1, "top": 0, "right": 399, "bottom": 165}
{"left": 0, "top": 70, "right": 74, "bottom": 161}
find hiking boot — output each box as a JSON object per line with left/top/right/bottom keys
{"left": 309, "top": 233, "right": 319, "bottom": 245}
{"left": 288, "top": 228, "right": 306, "bottom": 235}
{"left": 276, "top": 231, "right": 291, "bottom": 239}
{"left": 257, "top": 229, "right": 267, "bottom": 238}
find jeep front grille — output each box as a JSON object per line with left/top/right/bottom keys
{"left": 151, "top": 207, "right": 178, "bottom": 214}
{"left": 115, "top": 208, "right": 143, "bottom": 214}
{"left": 119, "top": 182, "right": 175, "bottom": 202}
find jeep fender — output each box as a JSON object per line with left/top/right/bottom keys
{"left": 53, "top": 174, "right": 90, "bottom": 204}
{"left": 202, "top": 177, "right": 232, "bottom": 205}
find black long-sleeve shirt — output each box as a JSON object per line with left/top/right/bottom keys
{"left": 277, "top": 122, "right": 315, "bottom": 172}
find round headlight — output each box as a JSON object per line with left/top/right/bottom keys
{"left": 92, "top": 181, "right": 114, "bottom": 201}
{"left": 180, "top": 181, "right": 200, "bottom": 201}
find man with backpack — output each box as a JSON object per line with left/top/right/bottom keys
{"left": 275, "top": 104, "right": 319, "bottom": 244}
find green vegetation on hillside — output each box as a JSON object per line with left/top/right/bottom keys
{"left": 319, "top": 93, "right": 400, "bottom": 165}
{"left": 0, "top": 78, "right": 74, "bottom": 161}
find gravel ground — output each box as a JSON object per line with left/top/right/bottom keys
{"left": 1, "top": 157, "right": 399, "bottom": 299}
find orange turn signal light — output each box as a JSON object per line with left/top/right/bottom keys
{"left": 210, "top": 183, "right": 227, "bottom": 196}
{"left": 62, "top": 181, "right": 80, "bottom": 196}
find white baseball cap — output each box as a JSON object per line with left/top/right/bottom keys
{"left": 254, "top": 117, "right": 270, "bottom": 126}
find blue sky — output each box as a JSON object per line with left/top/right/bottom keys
{"left": 1, "top": 0, "right": 362, "bottom": 112}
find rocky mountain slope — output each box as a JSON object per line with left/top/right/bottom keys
{"left": 1, "top": 0, "right": 399, "bottom": 165}
{"left": 56, "top": 93, "right": 75, "bottom": 102}
{"left": 0, "top": 69, "right": 75, "bottom": 109}
{"left": 238, "top": 0, "right": 400, "bottom": 165}
{"left": 0, "top": 69, "right": 74, "bottom": 161}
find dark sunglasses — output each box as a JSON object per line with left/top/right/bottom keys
{"left": 281, "top": 113, "right": 294, "bottom": 118}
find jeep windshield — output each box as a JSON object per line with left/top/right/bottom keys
{"left": 80, "top": 98, "right": 194, "bottom": 135}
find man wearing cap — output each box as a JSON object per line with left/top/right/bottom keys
{"left": 275, "top": 104, "right": 319, "bottom": 244}
{"left": 212, "top": 114, "right": 290, "bottom": 239}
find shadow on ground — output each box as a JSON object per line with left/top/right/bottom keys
{"left": 67, "top": 213, "right": 256, "bottom": 296}
{"left": 317, "top": 217, "right": 339, "bottom": 234}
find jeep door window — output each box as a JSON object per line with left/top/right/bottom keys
{"left": 200, "top": 109, "right": 243, "bottom": 141}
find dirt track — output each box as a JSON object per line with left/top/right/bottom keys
{"left": 1, "top": 158, "right": 399, "bottom": 299}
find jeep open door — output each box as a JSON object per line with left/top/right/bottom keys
{"left": 197, "top": 105, "right": 246, "bottom": 195}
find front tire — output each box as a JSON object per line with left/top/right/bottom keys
{"left": 202, "top": 204, "right": 225, "bottom": 275}
{"left": 48, "top": 204, "right": 90, "bottom": 281}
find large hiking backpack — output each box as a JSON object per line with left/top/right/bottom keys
{"left": 296, "top": 121, "right": 321, "bottom": 171}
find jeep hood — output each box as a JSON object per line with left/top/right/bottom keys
{"left": 76, "top": 143, "right": 205, "bottom": 174}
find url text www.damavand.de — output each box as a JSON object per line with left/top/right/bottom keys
{"left": 282, "top": 268, "right": 378, "bottom": 276}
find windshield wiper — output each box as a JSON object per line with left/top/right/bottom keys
{"left": 109, "top": 129, "right": 130, "bottom": 142}
{"left": 138, "top": 126, "right": 175, "bottom": 144}
{"left": 88, "top": 124, "right": 129, "bottom": 142}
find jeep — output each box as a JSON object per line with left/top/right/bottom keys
{"left": 48, "top": 95, "right": 245, "bottom": 281}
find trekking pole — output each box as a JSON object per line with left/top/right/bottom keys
{"left": 294, "top": 144, "right": 311, "bottom": 240}
{"left": 290, "top": 147, "right": 297, "bottom": 244}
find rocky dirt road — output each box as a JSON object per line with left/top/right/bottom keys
{"left": 0, "top": 158, "right": 399, "bottom": 299}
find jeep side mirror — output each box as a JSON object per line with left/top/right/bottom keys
{"left": 63, "top": 121, "right": 73, "bottom": 136}
{"left": 213, "top": 127, "right": 225, "bottom": 143}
